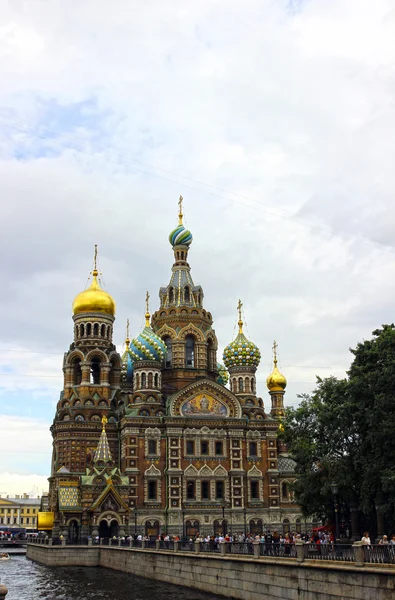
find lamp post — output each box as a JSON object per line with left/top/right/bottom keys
{"left": 220, "top": 500, "right": 227, "bottom": 535}
{"left": 133, "top": 507, "right": 137, "bottom": 537}
{"left": 330, "top": 482, "right": 340, "bottom": 542}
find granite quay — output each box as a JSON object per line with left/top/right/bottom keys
{"left": 27, "top": 540, "right": 395, "bottom": 600}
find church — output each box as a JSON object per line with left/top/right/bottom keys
{"left": 44, "top": 198, "right": 305, "bottom": 540}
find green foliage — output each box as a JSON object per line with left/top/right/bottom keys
{"left": 282, "top": 324, "right": 395, "bottom": 532}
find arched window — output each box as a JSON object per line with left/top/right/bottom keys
{"left": 90, "top": 357, "right": 101, "bottom": 384}
{"left": 107, "top": 326, "right": 111, "bottom": 339}
{"left": 282, "top": 482, "right": 288, "bottom": 499}
{"left": 109, "top": 360, "right": 116, "bottom": 386}
{"left": 154, "top": 373, "right": 159, "bottom": 387}
{"left": 72, "top": 358, "right": 82, "bottom": 385}
{"left": 164, "top": 338, "right": 172, "bottom": 368}
{"left": 86, "top": 323, "right": 92, "bottom": 336}
{"left": 245, "top": 378, "right": 250, "bottom": 393}
{"left": 135, "top": 373, "right": 140, "bottom": 389}
{"left": 232, "top": 378, "right": 236, "bottom": 393}
{"left": 93, "top": 323, "right": 99, "bottom": 336}
{"left": 141, "top": 373, "right": 147, "bottom": 388}
{"left": 283, "top": 518, "right": 290, "bottom": 534}
{"left": 181, "top": 251, "right": 185, "bottom": 260}
{"left": 184, "top": 286, "right": 190, "bottom": 303}
{"left": 185, "top": 335, "right": 195, "bottom": 368}
{"left": 148, "top": 372, "right": 153, "bottom": 388}
{"left": 251, "top": 378, "right": 255, "bottom": 393}
{"left": 75, "top": 326, "right": 79, "bottom": 339}
{"left": 238, "top": 377, "right": 244, "bottom": 393}
{"left": 101, "top": 324, "right": 105, "bottom": 337}
{"left": 80, "top": 324, "right": 85, "bottom": 338}
{"left": 169, "top": 287, "right": 174, "bottom": 304}
{"left": 207, "top": 339, "right": 213, "bottom": 370}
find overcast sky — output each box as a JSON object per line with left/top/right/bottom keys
{"left": 1, "top": 0, "right": 394, "bottom": 497}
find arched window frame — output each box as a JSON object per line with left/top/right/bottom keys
{"left": 185, "top": 335, "right": 195, "bottom": 368}
{"left": 90, "top": 356, "right": 101, "bottom": 384}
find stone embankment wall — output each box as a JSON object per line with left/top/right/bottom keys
{"left": 27, "top": 545, "right": 395, "bottom": 600}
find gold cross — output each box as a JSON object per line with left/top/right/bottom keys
{"left": 146, "top": 291, "right": 150, "bottom": 314}
{"left": 145, "top": 291, "right": 151, "bottom": 326}
{"left": 92, "top": 244, "right": 99, "bottom": 276}
{"left": 178, "top": 195, "right": 183, "bottom": 225}
{"left": 125, "top": 318, "right": 130, "bottom": 343}
{"left": 272, "top": 340, "right": 278, "bottom": 364}
{"left": 237, "top": 299, "right": 243, "bottom": 333}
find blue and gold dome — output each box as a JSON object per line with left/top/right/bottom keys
{"left": 223, "top": 301, "right": 261, "bottom": 369}
{"left": 129, "top": 294, "right": 167, "bottom": 363}
{"left": 121, "top": 320, "right": 134, "bottom": 383}
{"left": 169, "top": 195, "right": 193, "bottom": 247}
{"left": 216, "top": 363, "right": 229, "bottom": 386}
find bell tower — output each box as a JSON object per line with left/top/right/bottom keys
{"left": 151, "top": 197, "right": 218, "bottom": 392}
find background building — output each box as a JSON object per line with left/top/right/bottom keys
{"left": 0, "top": 494, "right": 41, "bottom": 531}
{"left": 46, "top": 199, "right": 308, "bottom": 540}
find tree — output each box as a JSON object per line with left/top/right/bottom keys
{"left": 282, "top": 324, "right": 395, "bottom": 536}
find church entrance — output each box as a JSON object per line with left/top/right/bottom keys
{"left": 145, "top": 520, "right": 160, "bottom": 540}
{"left": 213, "top": 520, "right": 227, "bottom": 536}
{"left": 186, "top": 520, "right": 199, "bottom": 539}
{"left": 99, "top": 519, "right": 119, "bottom": 538}
{"left": 68, "top": 520, "right": 80, "bottom": 543}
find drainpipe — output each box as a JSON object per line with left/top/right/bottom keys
{"left": 164, "top": 423, "right": 169, "bottom": 534}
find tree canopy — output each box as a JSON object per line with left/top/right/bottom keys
{"left": 282, "top": 324, "right": 395, "bottom": 535}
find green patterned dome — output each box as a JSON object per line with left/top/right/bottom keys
{"left": 223, "top": 304, "right": 261, "bottom": 369}
{"left": 216, "top": 363, "right": 229, "bottom": 386}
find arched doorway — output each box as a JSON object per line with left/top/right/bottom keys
{"left": 213, "top": 520, "right": 228, "bottom": 536}
{"left": 186, "top": 520, "right": 199, "bottom": 538}
{"left": 283, "top": 519, "right": 290, "bottom": 534}
{"left": 145, "top": 520, "right": 160, "bottom": 540}
{"left": 99, "top": 519, "right": 119, "bottom": 538}
{"left": 68, "top": 519, "right": 80, "bottom": 543}
{"left": 249, "top": 519, "right": 263, "bottom": 535}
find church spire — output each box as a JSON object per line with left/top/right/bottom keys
{"left": 94, "top": 416, "right": 113, "bottom": 463}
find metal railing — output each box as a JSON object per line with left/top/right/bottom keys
{"left": 305, "top": 543, "right": 353, "bottom": 562}
{"left": 364, "top": 545, "right": 395, "bottom": 564}
{"left": 199, "top": 542, "right": 220, "bottom": 553}
{"left": 229, "top": 542, "right": 254, "bottom": 555}
{"left": 27, "top": 538, "right": 395, "bottom": 566}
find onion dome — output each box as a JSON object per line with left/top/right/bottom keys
{"left": 72, "top": 246, "right": 115, "bottom": 316}
{"left": 121, "top": 320, "right": 134, "bottom": 383}
{"left": 223, "top": 301, "right": 261, "bottom": 369}
{"left": 129, "top": 293, "right": 167, "bottom": 363}
{"left": 169, "top": 195, "right": 193, "bottom": 247}
{"left": 216, "top": 363, "right": 229, "bottom": 386}
{"left": 266, "top": 341, "right": 287, "bottom": 392}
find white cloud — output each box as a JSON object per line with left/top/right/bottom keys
{"left": 0, "top": 473, "right": 49, "bottom": 498}
{"left": 0, "top": 1, "right": 394, "bottom": 460}
{"left": 0, "top": 416, "right": 52, "bottom": 482}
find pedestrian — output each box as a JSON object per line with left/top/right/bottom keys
{"left": 361, "top": 531, "right": 371, "bottom": 546}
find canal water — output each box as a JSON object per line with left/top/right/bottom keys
{"left": 0, "top": 555, "right": 225, "bottom": 600}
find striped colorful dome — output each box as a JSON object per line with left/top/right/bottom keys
{"left": 216, "top": 363, "right": 229, "bottom": 386}
{"left": 223, "top": 331, "right": 261, "bottom": 369}
{"left": 121, "top": 347, "right": 134, "bottom": 383}
{"left": 129, "top": 325, "right": 167, "bottom": 363}
{"left": 169, "top": 224, "right": 193, "bottom": 247}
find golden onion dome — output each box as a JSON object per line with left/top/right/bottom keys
{"left": 73, "top": 270, "right": 115, "bottom": 316}
{"left": 266, "top": 341, "right": 287, "bottom": 391}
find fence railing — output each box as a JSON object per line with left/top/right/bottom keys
{"left": 27, "top": 538, "right": 395, "bottom": 566}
